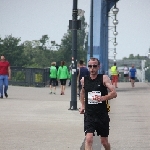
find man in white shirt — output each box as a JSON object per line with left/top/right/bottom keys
{"left": 123, "top": 65, "right": 129, "bottom": 82}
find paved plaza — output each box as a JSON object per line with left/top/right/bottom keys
{"left": 0, "top": 82, "right": 150, "bottom": 150}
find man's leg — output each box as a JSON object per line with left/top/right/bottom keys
{"left": 0, "top": 75, "right": 4, "bottom": 97}
{"left": 49, "top": 79, "right": 53, "bottom": 94}
{"left": 3, "top": 75, "right": 8, "bottom": 97}
{"left": 115, "top": 75, "right": 118, "bottom": 88}
{"left": 53, "top": 79, "right": 56, "bottom": 94}
{"left": 112, "top": 75, "right": 115, "bottom": 85}
{"left": 101, "top": 137, "right": 110, "bottom": 150}
{"left": 130, "top": 79, "right": 134, "bottom": 87}
{"left": 132, "top": 79, "right": 135, "bottom": 87}
{"left": 85, "top": 133, "right": 93, "bottom": 150}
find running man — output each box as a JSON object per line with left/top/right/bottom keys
{"left": 79, "top": 57, "right": 117, "bottom": 150}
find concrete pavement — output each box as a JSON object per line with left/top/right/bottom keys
{"left": 0, "top": 82, "right": 150, "bottom": 150}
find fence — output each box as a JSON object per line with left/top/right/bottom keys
{"left": 9, "top": 67, "right": 50, "bottom": 87}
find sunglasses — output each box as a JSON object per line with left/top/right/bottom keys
{"left": 88, "top": 65, "right": 98, "bottom": 68}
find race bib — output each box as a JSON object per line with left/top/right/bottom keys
{"left": 88, "top": 91, "right": 102, "bottom": 104}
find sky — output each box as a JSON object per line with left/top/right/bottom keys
{"left": 0, "top": 0, "right": 150, "bottom": 59}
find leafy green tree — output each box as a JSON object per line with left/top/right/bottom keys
{"left": 77, "top": 16, "right": 88, "bottom": 62}
{"left": 0, "top": 35, "right": 26, "bottom": 66}
{"left": 128, "top": 54, "right": 134, "bottom": 59}
{"left": 58, "top": 15, "right": 88, "bottom": 65}
{"left": 39, "top": 35, "right": 49, "bottom": 50}
{"left": 0, "top": 15, "right": 88, "bottom": 68}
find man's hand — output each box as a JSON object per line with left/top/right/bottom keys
{"left": 79, "top": 106, "right": 85, "bottom": 114}
{"left": 8, "top": 76, "right": 11, "bottom": 80}
{"left": 94, "top": 95, "right": 106, "bottom": 102}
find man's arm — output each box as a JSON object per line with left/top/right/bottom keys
{"left": 8, "top": 66, "right": 11, "bottom": 79}
{"left": 79, "top": 77, "right": 85, "bottom": 114}
{"left": 100, "top": 75, "right": 117, "bottom": 101}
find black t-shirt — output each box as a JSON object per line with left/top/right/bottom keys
{"left": 84, "top": 74, "right": 108, "bottom": 115}
{"left": 77, "top": 67, "right": 89, "bottom": 85}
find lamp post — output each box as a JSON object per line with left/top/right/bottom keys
{"left": 90, "top": 0, "right": 93, "bottom": 58}
{"left": 141, "top": 60, "right": 146, "bottom": 82}
{"left": 69, "top": 0, "right": 78, "bottom": 110}
{"left": 68, "top": 0, "right": 83, "bottom": 110}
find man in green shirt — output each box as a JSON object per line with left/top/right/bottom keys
{"left": 57, "top": 61, "right": 70, "bottom": 95}
{"left": 49, "top": 62, "right": 57, "bottom": 94}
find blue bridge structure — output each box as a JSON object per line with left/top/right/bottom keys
{"left": 87, "top": 0, "right": 119, "bottom": 74}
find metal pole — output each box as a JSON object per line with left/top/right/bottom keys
{"left": 69, "top": 0, "right": 78, "bottom": 110}
{"left": 141, "top": 60, "right": 145, "bottom": 82}
{"left": 90, "top": 0, "right": 93, "bottom": 58}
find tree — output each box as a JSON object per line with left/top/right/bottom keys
{"left": 58, "top": 15, "right": 88, "bottom": 65}
{"left": 0, "top": 35, "right": 26, "bottom": 66}
{"left": 39, "top": 35, "right": 49, "bottom": 50}
{"left": 129, "top": 54, "right": 134, "bottom": 59}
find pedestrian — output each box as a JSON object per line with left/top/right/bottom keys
{"left": 77, "top": 60, "right": 89, "bottom": 96}
{"left": 55, "top": 63, "right": 59, "bottom": 86}
{"left": 0, "top": 55, "right": 11, "bottom": 98}
{"left": 129, "top": 64, "right": 136, "bottom": 87}
{"left": 49, "top": 62, "right": 57, "bottom": 94}
{"left": 68, "top": 64, "right": 72, "bottom": 86}
{"left": 57, "top": 61, "right": 69, "bottom": 95}
{"left": 110, "top": 62, "right": 118, "bottom": 88}
{"left": 123, "top": 64, "right": 129, "bottom": 82}
{"left": 79, "top": 57, "right": 117, "bottom": 150}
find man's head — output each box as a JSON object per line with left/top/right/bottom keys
{"left": 61, "top": 61, "right": 65, "bottom": 66}
{"left": 51, "top": 62, "right": 56, "bottom": 66}
{"left": 132, "top": 64, "right": 134, "bottom": 68}
{"left": 0, "top": 55, "right": 5, "bottom": 61}
{"left": 79, "top": 60, "right": 84, "bottom": 67}
{"left": 79, "top": 60, "right": 84, "bottom": 65}
{"left": 88, "top": 57, "right": 100, "bottom": 75}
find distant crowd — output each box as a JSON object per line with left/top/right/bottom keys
{"left": 49, "top": 60, "right": 89, "bottom": 95}
{"left": 110, "top": 62, "right": 137, "bottom": 88}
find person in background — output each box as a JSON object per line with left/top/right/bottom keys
{"left": 0, "top": 55, "right": 11, "bottom": 98}
{"left": 110, "top": 62, "right": 118, "bottom": 88}
{"left": 129, "top": 64, "right": 136, "bottom": 87}
{"left": 77, "top": 60, "right": 89, "bottom": 96}
{"left": 57, "top": 61, "right": 69, "bottom": 95}
{"left": 55, "top": 62, "right": 59, "bottom": 86}
{"left": 49, "top": 62, "right": 57, "bottom": 94}
{"left": 68, "top": 64, "right": 72, "bottom": 86}
{"left": 123, "top": 64, "right": 129, "bottom": 82}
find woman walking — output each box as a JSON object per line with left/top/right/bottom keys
{"left": 57, "top": 61, "right": 69, "bottom": 95}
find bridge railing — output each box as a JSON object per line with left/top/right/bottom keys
{"left": 9, "top": 66, "right": 50, "bottom": 87}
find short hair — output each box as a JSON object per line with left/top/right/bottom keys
{"left": 88, "top": 57, "right": 100, "bottom": 65}
{"left": 61, "top": 61, "right": 65, "bottom": 66}
{"left": 51, "top": 62, "right": 56, "bottom": 66}
{"left": 79, "top": 60, "right": 84, "bottom": 65}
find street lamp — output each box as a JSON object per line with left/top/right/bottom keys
{"left": 108, "top": 2, "right": 119, "bottom": 63}
{"left": 113, "top": 42, "right": 118, "bottom": 46}
{"left": 112, "top": 3, "right": 119, "bottom": 26}
{"left": 112, "top": 7, "right": 119, "bottom": 15}
{"left": 113, "top": 31, "right": 118, "bottom": 36}
{"left": 113, "top": 19, "right": 119, "bottom": 25}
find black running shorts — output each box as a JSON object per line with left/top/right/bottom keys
{"left": 49, "top": 78, "right": 57, "bottom": 86}
{"left": 130, "top": 77, "right": 135, "bottom": 80}
{"left": 60, "top": 79, "right": 67, "bottom": 85}
{"left": 84, "top": 113, "right": 110, "bottom": 137}
{"left": 124, "top": 74, "right": 129, "bottom": 77}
